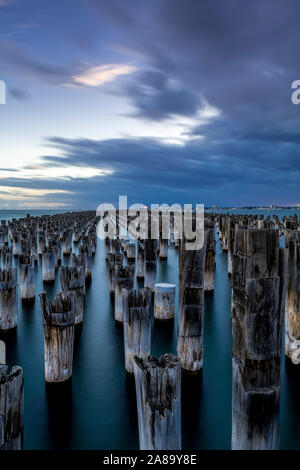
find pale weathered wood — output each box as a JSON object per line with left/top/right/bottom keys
{"left": 136, "top": 241, "right": 144, "bottom": 279}
{"left": 144, "top": 239, "right": 157, "bottom": 290}
{"left": 285, "top": 230, "right": 300, "bottom": 362}
{"left": 134, "top": 354, "right": 181, "bottom": 450}
{"left": 204, "top": 226, "right": 216, "bottom": 292}
{"left": 231, "top": 228, "right": 288, "bottom": 450}
{"left": 154, "top": 283, "right": 176, "bottom": 321}
{"left": 106, "top": 253, "right": 123, "bottom": 298}
{"left": 114, "top": 265, "right": 134, "bottom": 323}
{"left": 19, "top": 254, "right": 35, "bottom": 302}
{"left": 122, "top": 288, "right": 151, "bottom": 373}
{"left": 39, "top": 291, "right": 75, "bottom": 383}
{"left": 60, "top": 266, "right": 85, "bottom": 324}
{"left": 0, "top": 365, "right": 24, "bottom": 450}
{"left": 0, "top": 268, "right": 18, "bottom": 331}
{"left": 42, "top": 247, "right": 56, "bottom": 283}
{"left": 1, "top": 246, "right": 12, "bottom": 269}
{"left": 177, "top": 232, "right": 206, "bottom": 374}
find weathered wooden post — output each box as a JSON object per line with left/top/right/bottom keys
{"left": 1, "top": 246, "right": 12, "bottom": 269}
{"left": 42, "top": 247, "right": 56, "bottom": 283}
{"left": 231, "top": 228, "right": 287, "bottom": 450}
{"left": 126, "top": 241, "right": 136, "bottom": 261}
{"left": 144, "top": 239, "right": 157, "bottom": 290}
{"left": 114, "top": 265, "right": 134, "bottom": 323}
{"left": 0, "top": 340, "right": 5, "bottom": 364}
{"left": 60, "top": 266, "right": 85, "bottom": 324}
{"left": 158, "top": 210, "right": 169, "bottom": 259}
{"left": 257, "top": 214, "right": 265, "bottom": 229}
{"left": 284, "top": 230, "right": 300, "bottom": 362}
{"left": 122, "top": 288, "right": 151, "bottom": 374}
{"left": 221, "top": 215, "right": 229, "bottom": 251}
{"left": 0, "top": 365, "right": 24, "bottom": 450}
{"left": 0, "top": 230, "right": 5, "bottom": 250}
{"left": 38, "top": 232, "right": 45, "bottom": 256}
{"left": 0, "top": 268, "right": 18, "bottom": 331}
{"left": 177, "top": 227, "right": 206, "bottom": 374}
{"left": 133, "top": 354, "right": 181, "bottom": 450}
{"left": 39, "top": 292, "right": 75, "bottom": 383}
{"left": 79, "top": 241, "right": 92, "bottom": 281}
{"left": 61, "top": 229, "right": 72, "bottom": 255}
{"left": 204, "top": 226, "right": 216, "bottom": 292}
{"left": 12, "top": 232, "right": 21, "bottom": 257}
{"left": 106, "top": 253, "right": 123, "bottom": 299}
{"left": 227, "top": 219, "right": 236, "bottom": 276}
{"left": 136, "top": 241, "right": 144, "bottom": 280}
{"left": 19, "top": 254, "right": 35, "bottom": 303}
{"left": 154, "top": 283, "right": 176, "bottom": 321}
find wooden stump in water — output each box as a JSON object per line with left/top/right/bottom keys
{"left": 12, "top": 232, "right": 21, "bottom": 257}
{"left": 227, "top": 219, "right": 236, "bottom": 276}
{"left": 19, "top": 254, "right": 35, "bottom": 303}
{"left": 0, "top": 268, "right": 18, "bottom": 331}
{"left": 126, "top": 241, "right": 136, "bottom": 261}
{"left": 177, "top": 235, "right": 206, "bottom": 374}
{"left": 106, "top": 253, "right": 123, "bottom": 299}
{"left": 133, "top": 354, "right": 181, "bottom": 450}
{"left": 204, "top": 226, "right": 216, "bottom": 292}
{"left": 0, "top": 365, "right": 24, "bottom": 450}
{"left": 38, "top": 232, "right": 45, "bottom": 256}
{"left": 42, "top": 247, "right": 56, "bottom": 283}
{"left": 159, "top": 239, "right": 168, "bottom": 259}
{"left": 136, "top": 241, "right": 144, "bottom": 279}
{"left": 79, "top": 240, "right": 92, "bottom": 281}
{"left": 122, "top": 288, "right": 151, "bottom": 374}
{"left": 1, "top": 246, "right": 12, "bottom": 269}
{"left": 0, "top": 340, "right": 5, "bottom": 364}
{"left": 61, "top": 229, "right": 72, "bottom": 255}
{"left": 114, "top": 265, "right": 134, "bottom": 323}
{"left": 144, "top": 238, "right": 157, "bottom": 290}
{"left": 154, "top": 283, "right": 176, "bottom": 321}
{"left": 284, "top": 230, "right": 300, "bottom": 362}
{"left": 39, "top": 291, "right": 75, "bottom": 383}
{"left": 60, "top": 266, "right": 85, "bottom": 324}
{"left": 231, "top": 228, "right": 288, "bottom": 450}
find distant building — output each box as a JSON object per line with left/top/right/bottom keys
{"left": 270, "top": 204, "right": 277, "bottom": 209}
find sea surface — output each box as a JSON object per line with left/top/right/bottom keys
{"left": 1, "top": 208, "right": 300, "bottom": 450}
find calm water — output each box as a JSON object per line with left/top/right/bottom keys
{"left": 1, "top": 208, "right": 300, "bottom": 450}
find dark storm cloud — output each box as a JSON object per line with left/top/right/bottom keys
{"left": 88, "top": 0, "right": 300, "bottom": 120}
{"left": 4, "top": 123, "right": 297, "bottom": 207}
{"left": 1, "top": 0, "right": 300, "bottom": 206}
{"left": 124, "top": 70, "right": 201, "bottom": 120}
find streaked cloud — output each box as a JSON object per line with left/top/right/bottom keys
{"left": 0, "top": 186, "right": 72, "bottom": 200}
{"left": 67, "top": 64, "right": 137, "bottom": 87}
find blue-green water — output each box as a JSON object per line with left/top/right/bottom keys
{"left": 1, "top": 209, "right": 300, "bottom": 449}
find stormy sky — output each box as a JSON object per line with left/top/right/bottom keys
{"left": 0, "top": 0, "right": 299, "bottom": 209}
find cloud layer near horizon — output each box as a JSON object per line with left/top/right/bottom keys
{"left": 0, "top": 0, "right": 300, "bottom": 208}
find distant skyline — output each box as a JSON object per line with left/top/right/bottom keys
{"left": 0, "top": 0, "right": 300, "bottom": 209}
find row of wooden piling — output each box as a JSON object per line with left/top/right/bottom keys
{"left": 1, "top": 209, "right": 300, "bottom": 450}
{"left": 0, "top": 211, "right": 99, "bottom": 449}
{"left": 103, "top": 210, "right": 299, "bottom": 450}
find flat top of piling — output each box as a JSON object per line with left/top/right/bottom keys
{"left": 154, "top": 283, "right": 176, "bottom": 291}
